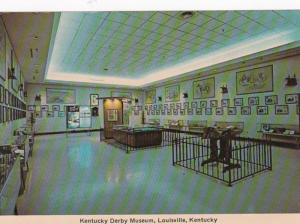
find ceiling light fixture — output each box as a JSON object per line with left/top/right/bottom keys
{"left": 180, "top": 11, "right": 194, "bottom": 20}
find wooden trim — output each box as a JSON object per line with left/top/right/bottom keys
{"left": 35, "top": 128, "right": 103, "bottom": 136}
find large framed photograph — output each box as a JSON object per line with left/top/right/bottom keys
{"left": 90, "top": 94, "right": 99, "bottom": 106}
{"left": 0, "top": 21, "right": 6, "bottom": 81}
{"left": 165, "top": 85, "right": 180, "bottom": 102}
{"left": 257, "top": 106, "right": 268, "bottom": 115}
{"left": 236, "top": 65, "right": 273, "bottom": 95}
{"left": 46, "top": 88, "right": 76, "bottom": 104}
{"left": 265, "top": 95, "right": 278, "bottom": 105}
{"left": 193, "top": 77, "right": 215, "bottom": 99}
{"left": 275, "top": 105, "right": 289, "bottom": 115}
{"left": 107, "top": 109, "right": 118, "bottom": 121}
{"left": 145, "top": 89, "right": 156, "bottom": 104}
{"left": 285, "top": 94, "right": 298, "bottom": 104}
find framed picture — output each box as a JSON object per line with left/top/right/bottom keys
{"left": 205, "top": 108, "right": 212, "bottom": 115}
{"left": 248, "top": 97, "right": 259, "bottom": 106}
{"left": 107, "top": 109, "right": 118, "bottom": 121}
{"left": 180, "top": 109, "right": 185, "bottom": 115}
{"left": 161, "top": 110, "right": 166, "bottom": 115}
{"left": 193, "top": 77, "right": 215, "bottom": 99}
{"left": 191, "top": 101, "right": 197, "bottom": 108}
{"left": 46, "top": 88, "right": 76, "bottom": 104}
{"left": 169, "top": 103, "right": 174, "bottom": 109}
{"left": 199, "top": 101, "right": 207, "bottom": 108}
{"left": 0, "top": 85, "right": 4, "bottom": 103}
{"left": 157, "top": 104, "right": 162, "bottom": 110}
{"left": 155, "top": 110, "right": 160, "bottom": 115}
{"left": 58, "top": 111, "right": 65, "bottom": 117}
{"left": 46, "top": 111, "right": 53, "bottom": 117}
{"left": 275, "top": 105, "right": 289, "bottom": 115}
{"left": 187, "top": 108, "right": 193, "bottom": 115}
{"left": 0, "top": 21, "right": 6, "bottom": 81}
{"left": 134, "top": 110, "right": 140, "bottom": 116}
{"left": 0, "top": 105, "right": 3, "bottom": 123}
{"left": 90, "top": 94, "right": 99, "bottom": 106}
{"left": 173, "top": 109, "right": 178, "bottom": 115}
{"left": 145, "top": 89, "right": 156, "bottom": 104}
{"left": 183, "top": 102, "right": 189, "bottom": 109}
{"left": 265, "top": 95, "right": 278, "bottom": 105}
{"left": 285, "top": 94, "right": 298, "bottom": 104}
{"left": 149, "top": 105, "right": 153, "bottom": 110}
{"left": 11, "top": 59, "right": 19, "bottom": 92}
{"left": 27, "top": 105, "right": 36, "bottom": 111}
{"left": 210, "top": 100, "right": 218, "bottom": 107}
{"left": 257, "top": 106, "right": 268, "bottom": 115}
{"left": 196, "top": 108, "right": 202, "bottom": 115}
{"left": 144, "top": 105, "right": 148, "bottom": 110}
{"left": 241, "top": 106, "right": 251, "bottom": 115}
{"left": 221, "top": 99, "right": 230, "bottom": 107}
{"left": 164, "top": 104, "right": 168, "bottom": 110}
{"left": 4, "top": 89, "right": 8, "bottom": 105}
{"left": 52, "top": 105, "right": 60, "bottom": 111}
{"left": 176, "top": 103, "right": 181, "bottom": 109}
{"left": 228, "top": 107, "right": 237, "bottom": 115}
{"left": 165, "top": 85, "right": 180, "bottom": 102}
{"left": 167, "top": 109, "right": 172, "bottom": 115}
{"left": 153, "top": 104, "right": 157, "bottom": 110}
{"left": 41, "top": 105, "right": 49, "bottom": 111}
{"left": 236, "top": 65, "right": 273, "bottom": 95}
{"left": 111, "top": 91, "right": 132, "bottom": 99}
{"left": 234, "top": 98, "right": 243, "bottom": 106}
{"left": 216, "top": 107, "right": 223, "bottom": 115}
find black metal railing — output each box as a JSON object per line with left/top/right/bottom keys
{"left": 172, "top": 136, "right": 272, "bottom": 186}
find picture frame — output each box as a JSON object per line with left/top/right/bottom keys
{"left": 157, "top": 104, "right": 162, "bottom": 110}
{"left": 167, "top": 109, "right": 172, "bottom": 115}
{"left": 221, "top": 99, "right": 230, "bottom": 107}
{"left": 0, "top": 85, "right": 4, "bottom": 103}
{"left": 228, "top": 107, "right": 237, "bottom": 115}
{"left": 180, "top": 109, "right": 185, "bottom": 115}
{"left": 161, "top": 110, "right": 166, "bottom": 115}
{"left": 151, "top": 110, "right": 155, "bottom": 115}
{"left": 0, "top": 105, "right": 3, "bottom": 123}
{"left": 199, "top": 101, "right": 207, "bottom": 108}
{"left": 183, "top": 102, "right": 189, "bottom": 109}
{"left": 248, "top": 97, "right": 259, "bottom": 106}
{"left": 52, "top": 105, "right": 60, "bottom": 111}
{"left": 164, "top": 104, "right": 169, "bottom": 110}
{"left": 144, "top": 105, "right": 148, "bottom": 110}
{"left": 205, "top": 108, "right": 212, "bottom": 115}
{"left": 216, "top": 107, "right": 223, "bottom": 115}
{"left": 176, "top": 103, "right": 181, "bottom": 109}
{"left": 58, "top": 111, "right": 65, "bottom": 117}
{"left": 0, "top": 21, "right": 6, "bottom": 81}
{"left": 265, "top": 95, "right": 278, "bottom": 105}
{"left": 234, "top": 98, "right": 243, "bottom": 106}
{"left": 46, "top": 111, "right": 53, "bottom": 118}
{"left": 275, "top": 105, "right": 289, "bottom": 115}
{"left": 241, "top": 106, "right": 251, "bottom": 115}
{"left": 27, "top": 105, "right": 36, "bottom": 111}
{"left": 153, "top": 104, "right": 158, "bottom": 110}
{"left": 146, "top": 110, "right": 150, "bottom": 116}
{"left": 90, "top": 94, "right": 99, "bottom": 106}
{"left": 187, "top": 108, "right": 193, "bottom": 115}
{"left": 196, "top": 108, "right": 202, "bottom": 115}
{"left": 134, "top": 110, "right": 140, "bottom": 116}
{"left": 155, "top": 110, "right": 160, "bottom": 115}
{"left": 145, "top": 89, "right": 156, "bottom": 104}
{"left": 173, "top": 109, "right": 178, "bottom": 115}
{"left": 193, "top": 77, "right": 215, "bottom": 99}
{"left": 165, "top": 85, "right": 180, "bottom": 102}
{"left": 236, "top": 65, "right": 273, "bottom": 95}
{"left": 191, "top": 101, "right": 197, "bottom": 108}
{"left": 257, "top": 106, "right": 268, "bottom": 115}
{"left": 107, "top": 109, "right": 118, "bottom": 121}
{"left": 4, "top": 89, "right": 8, "bottom": 105}
{"left": 46, "top": 88, "right": 76, "bottom": 104}
{"left": 169, "top": 103, "right": 174, "bottom": 109}
{"left": 41, "top": 105, "right": 49, "bottom": 111}
{"left": 210, "top": 100, "right": 218, "bottom": 107}
{"left": 285, "top": 94, "right": 298, "bottom": 104}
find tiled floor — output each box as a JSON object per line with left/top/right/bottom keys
{"left": 17, "top": 133, "right": 300, "bottom": 214}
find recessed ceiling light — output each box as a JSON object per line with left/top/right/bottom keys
{"left": 180, "top": 11, "right": 194, "bottom": 20}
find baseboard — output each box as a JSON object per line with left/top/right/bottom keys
{"left": 35, "top": 128, "right": 104, "bottom": 136}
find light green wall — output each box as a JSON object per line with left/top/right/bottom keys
{"left": 145, "top": 54, "right": 300, "bottom": 138}
{"left": 26, "top": 83, "right": 144, "bottom": 133}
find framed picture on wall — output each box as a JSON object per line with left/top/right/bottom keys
{"left": 107, "top": 109, "right": 118, "bottom": 121}
{"left": 234, "top": 98, "right": 243, "bottom": 106}
{"left": 191, "top": 101, "right": 197, "bottom": 108}
{"left": 265, "top": 95, "right": 278, "bottom": 105}
{"left": 196, "top": 108, "right": 202, "bottom": 115}
{"left": 0, "top": 84, "right": 3, "bottom": 103}
{"left": 205, "top": 108, "right": 212, "bottom": 115}
{"left": 187, "top": 108, "right": 193, "bottom": 115}
{"left": 4, "top": 89, "right": 8, "bottom": 105}
{"left": 58, "top": 111, "right": 65, "bottom": 117}
{"left": 228, "top": 107, "right": 237, "bottom": 115}
{"left": 163, "top": 104, "right": 168, "bottom": 110}
{"left": 241, "top": 106, "right": 251, "bottom": 115}
{"left": 52, "top": 105, "right": 60, "bottom": 111}
{"left": 183, "top": 102, "right": 189, "bottom": 109}
{"left": 27, "top": 105, "right": 36, "bottom": 111}
{"left": 221, "top": 99, "right": 230, "bottom": 107}
{"left": 153, "top": 104, "right": 158, "bottom": 110}
{"left": 248, "top": 97, "right": 259, "bottom": 106}
{"left": 41, "top": 105, "right": 49, "bottom": 111}
{"left": 165, "top": 85, "right": 180, "bottom": 102}
{"left": 36, "top": 111, "right": 42, "bottom": 118}
{"left": 0, "top": 21, "right": 6, "bottom": 81}
{"left": 257, "top": 106, "right": 268, "bottom": 115}
{"left": 176, "top": 103, "right": 181, "bottom": 109}
{"left": 90, "top": 94, "right": 99, "bottom": 106}
{"left": 180, "top": 109, "right": 185, "bottom": 115}
{"left": 167, "top": 109, "right": 172, "bottom": 115}
{"left": 0, "top": 105, "right": 3, "bottom": 123}
{"left": 210, "top": 100, "right": 218, "bottom": 107}
{"left": 46, "top": 88, "right": 76, "bottom": 104}
{"left": 161, "top": 110, "right": 166, "bottom": 115}
{"left": 145, "top": 89, "right": 156, "bottom": 104}
{"left": 199, "top": 101, "right": 207, "bottom": 108}
{"left": 216, "top": 107, "right": 223, "bottom": 115}
{"left": 285, "top": 94, "right": 298, "bottom": 104}
{"left": 275, "top": 105, "right": 289, "bottom": 115}
{"left": 173, "top": 109, "right": 178, "bottom": 115}
{"left": 236, "top": 65, "right": 273, "bottom": 95}
{"left": 193, "top": 77, "right": 215, "bottom": 99}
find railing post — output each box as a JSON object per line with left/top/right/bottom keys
{"left": 172, "top": 138, "right": 176, "bottom": 166}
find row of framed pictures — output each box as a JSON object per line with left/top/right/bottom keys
{"left": 145, "top": 93, "right": 299, "bottom": 110}
{"left": 0, "top": 105, "right": 26, "bottom": 123}
{"left": 34, "top": 110, "right": 66, "bottom": 118}
{"left": 146, "top": 105, "right": 299, "bottom": 116}
{"left": 28, "top": 105, "right": 64, "bottom": 112}
{"left": 0, "top": 84, "right": 26, "bottom": 110}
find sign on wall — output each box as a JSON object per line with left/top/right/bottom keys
{"left": 46, "top": 88, "right": 76, "bottom": 104}
{"left": 236, "top": 65, "right": 273, "bottom": 95}
{"left": 165, "top": 85, "right": 180, "bottom": 102}
{"left": 193, "top": 77, "right": 215, "bottom": 99}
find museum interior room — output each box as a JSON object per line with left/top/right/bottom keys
{"left": 0, "top": 11, "right": 299, "bottom": 215}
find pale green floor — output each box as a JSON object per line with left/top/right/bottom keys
{"left": 17, "top": 133, "right": 300, "bottom": 215}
